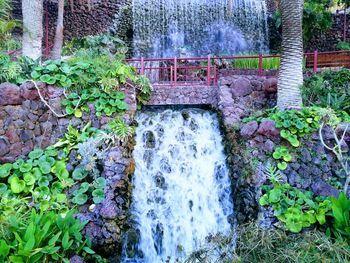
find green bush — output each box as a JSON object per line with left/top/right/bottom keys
{"left": 0, "top": 209, "right": 97, "bottom": 262}
{"left": 303, "top": 69, "right": 350, "bottom": 114}
{"left": 260, "top": 181, "right": 331, "bottom": 233}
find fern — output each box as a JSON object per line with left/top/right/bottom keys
{"left": 265, "top": 163, "right": 283, "bottom": 183}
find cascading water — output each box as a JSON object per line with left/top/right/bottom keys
{"left": 132, "top": 0, "right": 269, "bottom": 57}
{"left": 123, "top": 109, "right": 234, "bottom": 262}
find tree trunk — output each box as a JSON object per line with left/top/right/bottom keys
{"left": 22, "top": 0, "right": 43, "bottom": 60}
{"left": 277, "top": 0, "right": 304, "bottom": 110}
{"left": 51, "top": 0, "right": 65, "bottom": 60}
{"left": 344, "top": 6, "right": 347, "bottom": 42}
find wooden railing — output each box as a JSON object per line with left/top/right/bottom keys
{"left": 127, "top": 50, "right": 350, "bottom": 87}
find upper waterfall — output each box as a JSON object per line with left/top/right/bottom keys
{"left": 132, "top": 0, "right": 269, "bottom": 58}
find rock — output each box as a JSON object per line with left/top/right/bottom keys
{"left": 240, "top": 121, "right": 258, "bottom": 139}
{"left": 100, "top": 200, "right": 121, "bottom": 219}
{"left": 70, "top": 256, "right": 85, "bottom": 263}
{"left": 0, "top": 138, "right": 10, "bottom": 156}
{"left": 20, "top": 130, "right": 34, "bottom": 141}
{"left": 20, "top": 81, "right": 44, "bottom": 100}
{"left": 231, "top": 77, "right": 252, "bottom": 97}
{"left": 311, "top": 179, "right": 339, "bottom": 198}
{"left": 0, "top": 83, "right": 22, "bottom": 106}
{"left": 257, "top": 120, "right": 280, "bottom": 139}
{"left": 263, "top": 139, "right": 275, "bottom": 152}
{"left": 263, "top": 78, "right": 278, "bottom": 94}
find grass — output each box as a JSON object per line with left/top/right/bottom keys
{"left": 184, "top": 223, "right": 350, "bottom": 263}
{"left": 232, "top": 54, "right": 280, "bottom": 70}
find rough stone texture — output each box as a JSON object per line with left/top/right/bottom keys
{"left": 146, "top": 86, "right": 217, "bottom": 106}
{"left": 0, "top": 81, "right": 136, "bottom": 163}
{"left": 224, "top": 120, "right": 350, "bottom": 225}
{"left": 12, "top": 0, "right": 130, "bottom": 43}
{"left": 217, "top": 76, "right": 277, "bottom": 126}
{"left": 0, "top": 80, "right": 137, "bottom": 260}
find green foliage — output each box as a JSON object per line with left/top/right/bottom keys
{"left": 0, "top": 0, "right": 21, "bottom": 52}
{"left": 31, "top": 59, "right": 97, "bottom": 89}
{"left": 337, "top": 41, "right": 350, "bottom": 50}
{"left": 260, "top": 181, "right": 331, "bottom": 233}
{"left": 0, "top": 52, "right": 36, "bottom": 84}
{"left": 107, "top": 119, "right": 135, "bottom": 139}
{"left": 271, "top": 108, "right": 321, "bottom": 147}
{"left": 72, "top": 177, "right": 106, "bottom": 205}
{"left": 0, "top": 146, "right": 72, "bottom": 214}
{"left": 53, "top": 123, "right": 98, "bottom": 154}
{"left": 303, "top": 69, "right": 350, "bottom": 114}
{"left": 303, "top": 0, "right": 333, "bottom": 42}
{"left": 232, "top": 54, "right": 280, "bottom": 70}
{"left": 329, "top": 192, "right": 350, "bottom": 240}
{"left": 272, "top": 147, "right": 292, "bottom": 171}
{"left": 62, "top": 88, "right": 128, "bottom": 118}
{"left": 0, "top": 209, "right": 95, "bottom": 262}
{"left": 63, "top": 34, "right": 126, "bottom": 56}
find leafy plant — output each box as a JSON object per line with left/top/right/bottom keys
{"left": 303, "top": 69, "right": 350, "bottom": 114}
{"left": 62, "top": 34, "right": 126, "bottom": 56}
{"left": 0, "top": 209, "right": 96, "bottom": 262}
{"left": 260, "top": 180, "right": 331, "bottom": 233}
{"left": 329, "top": 192, "right": 350, "bottom": 240}
{"left": 62, "top": 87, "right": 128, "bottom": 118}
{"left": 271, "top": 107, "right": 321, "bottom": 147}
{"left": 272, "top": 147, "right": 293, "bottom": 170}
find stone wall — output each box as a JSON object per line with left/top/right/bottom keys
{"left": 225, "top": 119, "right": 350, "bottom": 226}
{"left": 0, "top": 81, "right": 136, "bottom": 163}
{"left": 11, "top": 0, "right": 131, "bottom": 43}
{"left": 0, "top": 81, "right": 137, "bottom": 260}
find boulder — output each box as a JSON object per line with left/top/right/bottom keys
{"left": 0, "top": 83, "right": 22, "bottom": 106}
{"left": 20, "top": 81, "right": 42, "bottom": 100}
{"left": 0, "top": 137, "right": 9, "bottom": 156}
{"left": 257, "top": 120, "right": 280, "bottom": 139}
{"left": 263, "top": 78, "right": 278, "bottom": 94}
{"left": 231, "top": 77, "right": 252, "bottom": 98}
{"left": 240, "top": 121, "right": 258, "bottom": 139}
{"left": 311, "top": 179, "right": 339, "bottom": 198}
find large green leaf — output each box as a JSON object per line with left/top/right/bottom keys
{"left": 10, "top": 177, "right": 26, "bottom": 194}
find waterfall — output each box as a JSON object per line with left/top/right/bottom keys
{"left": 132, "top": 0, "right": 269, "bottom": 57}
{"left": 123, "top": 109, "right": 234, "bottom": 262}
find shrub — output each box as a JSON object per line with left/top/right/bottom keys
{"left": 303, "top": 69, "right": 350, "bottom": 114}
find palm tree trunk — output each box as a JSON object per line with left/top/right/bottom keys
{"left": 51, "top": 0, "right": 65, "bottom": 60}
{"left": 22, "top": 0, "right": 43, "bottom": 60}
{"left": 277, "top": 0, "right": 304, "bottom": 110}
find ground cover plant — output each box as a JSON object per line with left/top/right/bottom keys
{"left": 0, "top": 33, "right": 145, "bottom": 261}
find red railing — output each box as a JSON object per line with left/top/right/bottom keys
{"left": 127, "top": 50, "right": 350, "bottom": 87}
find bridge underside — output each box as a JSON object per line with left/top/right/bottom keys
{"left": 147, "top": 86, "right": 217, "bottom": 106}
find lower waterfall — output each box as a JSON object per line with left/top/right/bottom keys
{"left": 123, "top": 109, "right": 234, "bottom": 262}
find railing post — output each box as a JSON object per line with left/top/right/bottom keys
{"left": 259, "top": 54, "right": 263, "bottom": 78}
{"left": 140, "top": 57, "right": 145, "bottom": 75}
{"left": 313, "top": 50, "right": 318, "bottom": 73}
{"left": 207, "top": 55, "right": 211, "bottom": 87}
{"left": 214, "top": 64, "right": 217, "bottom": 86}
{"left": 174, "top": 57, "right": 177, "bottom": 87}
{"left": 170, "top": 66, "right": 173, "bottom": 86}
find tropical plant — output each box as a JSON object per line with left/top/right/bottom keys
{"left": 0, "top": 209, "right": 96, "bottom": 262}
{"left": 302, "top": 69, "right": 350, "bottom": 114}
{"left": 0, "top": 0, "right": 21, "bottom": 51}
{"left": 329, "top": 192, "right": 350, "bottom": 240}
{"left": 277, "top": 0, "right": 304, "bottom": 110}
{"left": 260, "top": 180, "right": 331, "bottom": 233}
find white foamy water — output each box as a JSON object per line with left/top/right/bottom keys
{"left": 123, "top": 109, "right": 234, "bottom": 262}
